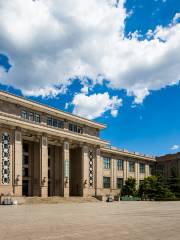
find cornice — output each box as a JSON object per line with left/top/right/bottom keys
{"left": 101, "top": 147, "right": 156, "bottom": 162}
{"left": 0, "top": 114, "right": 108, "bottom": 147}
{"left": 0, "top": 90, "right": 106, "bottom": 130}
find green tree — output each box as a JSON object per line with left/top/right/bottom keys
{"left": 167, "top": 167, "right": 180, "bottom": 198}
{"left": 138, "top": 175, "right": 175, "bottom": 200}
{"left": 121, "top": 177, "right": 137, "bottom": 196}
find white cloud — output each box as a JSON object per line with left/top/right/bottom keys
{"left": 173, "top": 13, "right": 180, "bottom": 24}
{"left": 0, "top": 0, "right": 179, "bottom": 104}
{"left": 171, "top": 145, "right": 179, "bottom": 150}
{"left": 72, "top": 92, "right": 122, "bottom": 119}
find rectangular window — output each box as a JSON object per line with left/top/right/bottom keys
{"left": 103, "top": 157, "right": 111, "bottom": 169}
{"left": 69, "top": 123, "right": 73, "bottom": 131}
{"left": 29, "top": 112, "right": 34, "bottom": 121}
{"left": 34, "top": 113, "right": 40, "bottom": 123}
{"left": 117, "top": 159, "right": 124, "bottom": 171}
{"left": 117, "top": 178, "right": 124, "bottom": 189}
{"left": 139, "top": 163, "right": 145, "bottom": 173}
{"left": 58, "top": 120, "right": 64, "bottom": 129}
{"left": 21, "top": 110, "right": 28, "bottom": 119}
{"left": 69, "top": 123, "right": 82, "bottom": 134}
{"left": 21, "top": 110, "right": 40, "bottom": 123}
{"left": 53, "top": 119, "right": 58, "bottom": 127}
{"left": 129, "top": 161, "right": 135, "bottom": 172}
{"left": 47, "top": 117, "right": 52, "bottom": 126}
{"left": 77, "top": 126, "right": 83, "bottom": 134}
{"left": 103, "top": 177, "right": 110, "bottom": 188}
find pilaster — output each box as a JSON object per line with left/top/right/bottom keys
{"left": 14, "top": 130, "right": 22, "bottom": 196}
{"left": 95, "top": 148, "right": 103, "bottom": 196}
{"left": 40, "top": 135, "right": 48, "bottom": 197}
{"left": 145, "top": 163, "right": 149, "bottom": 178}
{"left": 81, "top": 145, "right": 89, "bottom": 197}
{"left": 135, "top": 161, "right": 139, "bottom": 187}
{"left": 123, "top": 160, "right": 128, "bottom": 181}
{"left": 62, "top": 141, "right": 69, "bottom": 197}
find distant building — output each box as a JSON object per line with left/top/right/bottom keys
{"left": 156, "top": 153, "right": 180, "bottom": 179}
{"left": 0, "top": 91, "right": 155, "bottom": 197}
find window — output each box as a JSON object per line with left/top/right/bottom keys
{"left": 53, "top": 119, "right": 58, "bottom": 127}
{"left": 117, "top": 160, "right": 124, "bottom": 171}
{"left": 103, "top": 177, "right": 110, "bottom": 188}
{"left": 58, "top": 120, "right": 64, "bottom": 129}
{"left": 21, "top": 110, "right": 40, "bottom": 123}
{"left": 34, "top": 113, "right": 40, "bottom": 123}
{"left": 117, "top": 178, "right": 123, "bottom": 189}
{"left": 129, "top": 161, "right": 135, "bottom": 172}
{"left": 29, "top": 112, "right": 34, "bottom": 121}
{"left": 47, "top": 117, "right": 64, "bottom": 129}
{"left": 69, "top": 123, "right": 83, "bottom": 134}
{"left": 103, "top": 157, "right": 111, "bottom": 169}
{"left": 139, "top": 163, "right": 145, "bottom": 173}
{"left": 21, "top": 110, "right": 27, "bottom": 119}
{"left": 47, "top": 117, "right": 52, "bottom": 126}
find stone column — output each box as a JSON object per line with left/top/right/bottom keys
{"left": 135, "top": 161, "right": 139, "bottom": 187}
{"left": 111, "top": 158, "right": 116, "bottom": 191}
{"left": 62, "top": 141, "right": 69, "bottom": 197}
{"left": 145, "top": 163, "right": 149, "bottom": 178}
{"left": 95, "top": 148, "right": 103, "bottom": 196}
{"left": 40, "top": 135, "right": 48, "bottom": 197}
{"left": 33, "top": 141, "right": 40, "bottom": 196}
{"left": 54, "top": 145, "right": 61, "bottom": 196}
{"left": 113, "top": 158, "right": 117, "bottom": 190}
{"left": 14, "top": 130, "right": 22, "bottom": 196}
{"left": 123, "top": 159, "right": 128, "bottom": 182}
{"left": 81, "top": 145, "right": 89, "bottom": 197}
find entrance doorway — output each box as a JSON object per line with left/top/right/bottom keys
{"left": 22, "top": 142, "right": 30, "bottom": 196}
{"left": 22, "top": 180, "right": 29, "bottom": 196}
{"left": 69, "top": 147, "right": 83, "bottom": 196}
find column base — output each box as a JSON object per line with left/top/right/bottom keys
{"left": 14, "top": 185, "right": 22, "bottom": 197}
{"left": 40, "top": 186, "right": 48, "bottom": 197}
{"left": 64, "top": 187, "right": 69, "bottom": 197}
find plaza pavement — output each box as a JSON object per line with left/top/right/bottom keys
{"left": 0, "top": 201, "right": 180, "bottom": 240}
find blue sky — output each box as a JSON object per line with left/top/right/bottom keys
{"left": 0, "top": 0, "right": 180, "bottom": 156}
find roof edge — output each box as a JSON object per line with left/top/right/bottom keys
{"left": 0, "top": 90, "right": 106, "bottom": 129}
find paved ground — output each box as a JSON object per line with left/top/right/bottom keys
{"left": 0, "top": 201, "right": 180, "bottom": 240}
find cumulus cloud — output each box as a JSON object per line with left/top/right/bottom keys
{"left": 72, "top": 92, "right": 122, "bottom": 119}
{"left": 0, "top": 0, "right": 180, "bottom": 103}
{"left": 171, "top": 145, "right": 179, "bottom": 150}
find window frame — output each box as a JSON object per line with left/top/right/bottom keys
{"left": 103, "top": 157, "right": 111, "bottom": 169}
{"left": 117, "top": 159, "right": 124, "bottom": 171}
{"left": 117, "top": 178, "right": 124, "bottom": 189}
{"left": 129, "top": 161, "right": 135, "bottom": 172}
{"left": 103, "top": 176, "right": 111, "bottom": 189}
{"left": 21, "top": 110, "right": 28, "bottom": 119}
{"left": 139, "top": 163, "right": 145, "bottom": 174}
{"left": 34, "top": 113, "right": 40, "bottom": 123}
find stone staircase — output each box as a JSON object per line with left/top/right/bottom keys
{"left": 12, "top": 196, "right": 100, "bottom": 205}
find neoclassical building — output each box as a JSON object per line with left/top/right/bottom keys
{"left": 0, "top": 91, "right": 155, "bottom": 198}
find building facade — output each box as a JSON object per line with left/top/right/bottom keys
{"left": 156, "top": 153, "right": 180, "bottom": 180}
{"left": 0, "top": 91, "right": 155, "bottom": 198}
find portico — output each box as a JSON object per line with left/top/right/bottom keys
{"left": 12, "top": 130, "right": 104, "bottom": 198}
